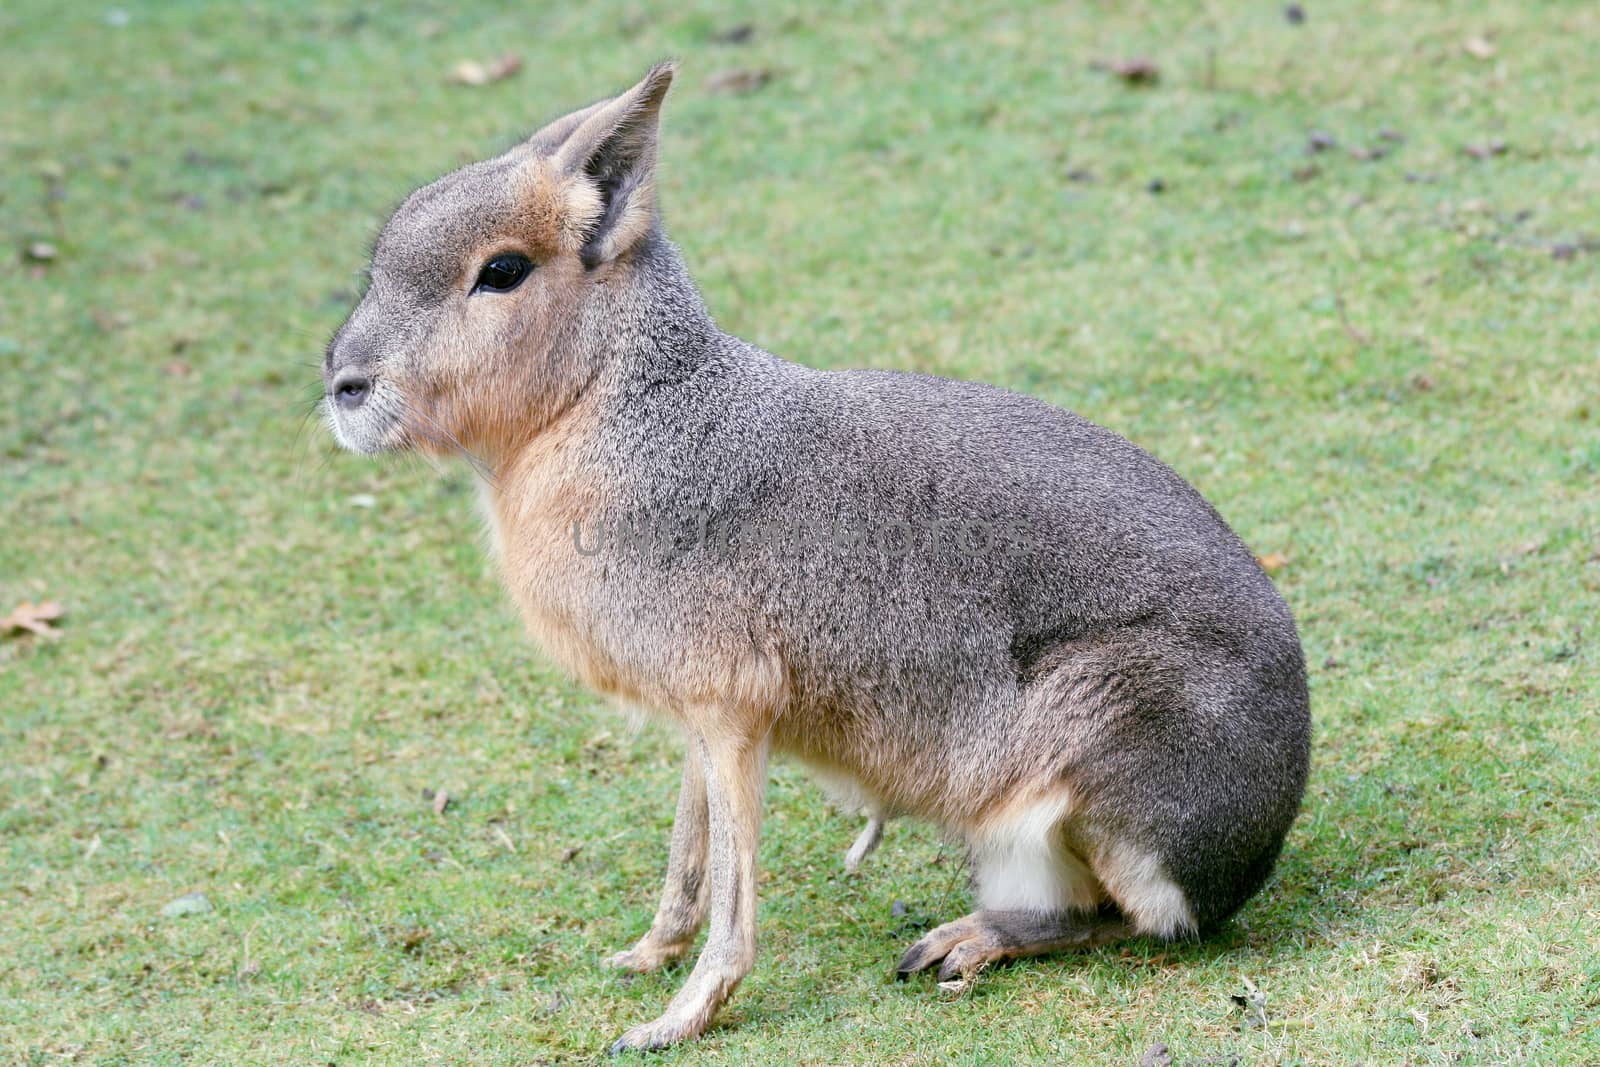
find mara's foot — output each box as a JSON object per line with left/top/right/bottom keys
{"left": 604, "top": 936, "right": 692, "bottom": 974}
{"left": 896, "top": 908, "right": 1131, "bottom": 983}
{"left": 607, "top": 973, "right": 732, "bottom": 1055}
{"left": 609, "top": 1012, "right": 700, "bottom": 1055}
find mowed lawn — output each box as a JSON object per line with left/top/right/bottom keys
{"left": 2, "top": 1, "right": 1597, "bottom": 1063}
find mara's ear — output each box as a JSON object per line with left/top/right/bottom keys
{"left": 552, "top": 62, "right": 675, "bottom": 268}
{"left": 524, "top": 98, "right": 609, "bottom": 155}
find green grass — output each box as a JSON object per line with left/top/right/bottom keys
{"left": 3, "top": 0, "right": 1597, "bottom": 1063}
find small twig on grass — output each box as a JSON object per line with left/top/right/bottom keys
{"left": 40, "top": 163, "right": 67, "bottom": 245}
{"left": 1332, "top": 288, "right": 1373, "bottom": 347}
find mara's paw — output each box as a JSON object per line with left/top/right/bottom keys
{"left": 895, "top": 914, "right": 1002, "bottom": 983}
{"left": 604, "top": 938, "right": 690, "bottom": 974}
{"left": 608, "top": 1011, "right": 706, "bottom": 1055}
{"left": 897, "top": 909, "right": 1134, "bottom": 985}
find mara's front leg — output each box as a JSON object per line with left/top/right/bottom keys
{"left": 606, "top": 746, "right": 710, "bottom": 973}
{"left": 610, "top": 729, "right": 769, "bottom": 1054}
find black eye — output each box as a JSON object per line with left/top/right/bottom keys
{"left": 473, "top": 253, "right": 531, "bottom": 293}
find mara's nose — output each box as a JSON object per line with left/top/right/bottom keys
{"left": 330, "top": 368, "right": 371, "bottom": 410}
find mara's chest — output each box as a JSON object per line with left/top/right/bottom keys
{"left": 476, "top": 467, "right": 636, "bottom": 700}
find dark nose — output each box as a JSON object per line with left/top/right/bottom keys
{"left": 331, "top": 368, "right": 370, "bottom": 410}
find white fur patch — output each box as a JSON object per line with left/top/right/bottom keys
{"left": 1098, "top": 843, "right": 1196, "bottom": 939}
{"left": 807, "top": 765, "right": 879, "bottom": 818}
{"left": 473, "top": 470, "right": 505, "bottom": 562}
{"left": 970, "top": 791, "right": 1102, "bottom": 914}
{"left": 805, "top": 765, "right": 892, "bottom": 873}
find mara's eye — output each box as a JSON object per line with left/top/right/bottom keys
{"left": 473, "top": 253, "right": 531, "bottom": 293}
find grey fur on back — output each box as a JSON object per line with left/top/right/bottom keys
{"left": 555, "top": 230, "right": 1309, "bottom": 927}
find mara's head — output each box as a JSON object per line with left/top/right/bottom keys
{"left": 323, "top": 63, "right": 675, "bottom": 459}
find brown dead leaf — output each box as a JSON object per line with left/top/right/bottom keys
{"left": 432, "top": 788, "right": 450, "bottom": 816}
{"left": 1463, "top": 139, "right": 1507, "bottom": 160}
{"left": 2, "top": 600, "right": 65, "bottom": 639}
{"left": 91, "top": 308, "right": 134, "bottom": 332}
{"left": 1103, "top": 57, "right": 1160, "bottom": 85}
{"left": 1257, "top": 553, "right": 1290, "bottom": 575}
{"left": 705, "top": 68, "right": 772, "bottom": 95}
{"left": 398, "top": 925, "right": 431, "bottom": 954}
{"left": 447, "top": 54, "right": 522, "bottom": 87}
{"left": 1463, "top": 36, "right": 1496, "bottom": 60}
{"left": 1550, "top": 239, "right": 1598, "bottom": 261}
{"left": 1306, "top": 130, "right": 1337, "bottom": 153}
{"left": 712, "top": 23, "right": 755, "bottom": 45}
{"left": 162, "top": 716, "right": 217, "bottom": 741}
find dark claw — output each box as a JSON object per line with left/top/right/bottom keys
{"left": 896, "top": 940, "right": 939, "bottom": 978}
{"left": 610, "top": 1029, "right": 673, "bottom": 1056}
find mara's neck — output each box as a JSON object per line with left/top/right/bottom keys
{"left": 599, "top": 228, "right": 722, "bottom": 391}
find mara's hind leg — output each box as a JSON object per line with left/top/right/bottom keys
{"left": 894, "top": 835, "right": 1203, "bottom": 982}
{"left": 896, "top": 908, "right": 1131, "bottom": 982}
{"left": 843, "top": 814, "right": 884, "bottom": 874}
{"left": 898, "top": 790, "right": 1128, "bottom": 982}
